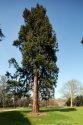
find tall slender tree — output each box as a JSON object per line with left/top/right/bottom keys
{"left": 10, "top": 4, "right": 58, "bottom": 113}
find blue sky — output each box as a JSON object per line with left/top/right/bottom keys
{"left": 0, "top": 0, "right": 83, "bottom": 98}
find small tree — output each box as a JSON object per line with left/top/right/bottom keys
{"left": 61, "top": 79, "right": 81, "bottom": 107}
{"left": 6, "top": 69, "right": 31, "bottom": 108}
{"left": 39, "top": 82, "right": 54, "bottom": 108}
{"left": 74, "top": 95, "right": 83, "bottom": 106}
{"left": 8, "top": 4, "right": 58, "bottom": 113}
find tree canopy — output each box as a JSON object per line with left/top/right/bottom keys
{"left": 7, "top": 4, "right": 58, "bottom": 113}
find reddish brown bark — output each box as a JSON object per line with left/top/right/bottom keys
{"left": 32, "top": 66, "right": 39, "bottom": 113}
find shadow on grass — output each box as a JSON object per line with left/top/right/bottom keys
{"left": 60, "top": 107, "right": 76, "bottom": 112}
{"left": 40, "top": 107, "right": 76, "bottom": 113}
{"left": 0, "top": 111, "right": 32, "bottom": 125}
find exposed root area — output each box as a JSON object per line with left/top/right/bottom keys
{"left": 28, "top": 112, "right": 47, "bottom": 117}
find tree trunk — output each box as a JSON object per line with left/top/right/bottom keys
{"left": 45, "top": 100, "right": 48, "bottom": 108}
{"left": 70, "top": 94, "right": 73, "bottom": 107}
{"left": 32, "top": 66, "right": 39, "bottom": 113}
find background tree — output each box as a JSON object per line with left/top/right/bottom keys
{"left": 66, "top": 95, "right": 83, "bottom": 106}
{"left": 0, "top": 75, "right": 7, "bottom": 108}
{"left": 8, "top": 4, "right": 58, "bottom": 113}
{"left": 39, "top": 81, "right": 54, "bottom": 108}
{"left": 61, "top": 79, "right": 82, "bottom": 107}
{"left": 6, "top": 68, "right": 31, "bottom": 107}
{"left": 74, "top": 95, "right": 83, "bottom": 106}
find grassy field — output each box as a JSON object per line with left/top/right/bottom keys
{"left": 0, "top": 107, "right": 83, "bottom": 125}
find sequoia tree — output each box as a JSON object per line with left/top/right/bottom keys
{"left": 11, "top": 4, "right": 58, "bottom": 113}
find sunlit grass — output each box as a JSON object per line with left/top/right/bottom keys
{"left": 0, "top": 107, "right": 83, "bottom": 125}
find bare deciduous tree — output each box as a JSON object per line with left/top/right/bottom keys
{"left": 61, "top": 79, "right": 82, "bottom": 107}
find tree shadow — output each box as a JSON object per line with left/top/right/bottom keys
{"left": 40, "top": 107, "right": 76, "bottom": 113}
{"left": 0, "top": 111, "right": 32, "bottom": 125}
{"left": 60, "top": 107, "right": 76, "bottom": 112}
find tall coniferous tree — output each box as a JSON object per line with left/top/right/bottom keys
{"left": 12, "top": 4, "right": 58, "bottom": 113}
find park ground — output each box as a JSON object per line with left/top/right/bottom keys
{"left": 0, "top": 107, "right": 83, "bottom": 125}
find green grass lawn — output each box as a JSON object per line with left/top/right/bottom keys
{"left": 0, "top": 107, "right": 83, "bottom": 125}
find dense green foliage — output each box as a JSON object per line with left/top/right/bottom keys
{"left": 0, "top": 74, "right": 31, "bottom": 108}
{"left": 13, "top": 4, "right": 58, "bottom": 89}
{"left": 66, "top": 95, "right": 83, "bottom": 106}
{"left": 74, "top": 95, "right": 83, "bottom": 106}
{"left": 7, "top": 4, "right": 58, "bottom": 109}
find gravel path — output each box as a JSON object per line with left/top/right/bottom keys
{"left": 0, "top": 108, "right": 23, "bottom": 112}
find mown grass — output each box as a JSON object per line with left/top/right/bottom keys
{"left": 0, "top": 107, "right": 83, "bottom": 125}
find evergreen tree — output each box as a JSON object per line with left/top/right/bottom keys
{"left": 74, "top": 95, "right": 83, "bottom": 106}
{"left": 39, "top": 78, "right": 55, "bottom": 108}
{"left": 9, "top": 4, "right": 58, "bottom": 113}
